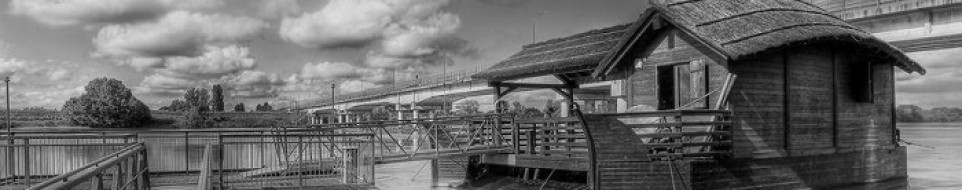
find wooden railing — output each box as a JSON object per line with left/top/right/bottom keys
{"left": 513, "top": 117, "right": 588, "bottom": 158}
{"left": 28, "top": 143, "right": 150, "bottom": 190}
{"left": 597, "top": 110, "right": 733, "bottom": 159}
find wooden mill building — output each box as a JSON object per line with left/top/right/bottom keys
{"left": 472, "top": 0, "right": 925, "bottom": 189}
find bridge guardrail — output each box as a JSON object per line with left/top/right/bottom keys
{"left": 283, "top": 64, "right": 491, "bottom": 110}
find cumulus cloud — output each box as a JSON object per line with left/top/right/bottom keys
{"left": 134, "top": 45, "right": 283, "bottom": 98}
{"left": 279, "top": 0, "right": 477, "bottom": 90}
{"left": 93, "top": 11, "right": 268, "bottom": 58}
{"left": 8, "top": 0, "right": 223, "bottom": 27}
{"left": 159, "top": 45, "right": 256, "bottom": 79}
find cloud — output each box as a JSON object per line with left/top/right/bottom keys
{"left": 280, "top": 0, "right": 450, "bottom": 48}
{"left": 895, "top": 47, "right": 962, "bottom": 108}
{"left": 255, "top": 0, "right": 302, "bottom": 19}
{"left": 160, "top": 45, "right": 256, "bottom": 79}
{"left": 8, "top": 0, "right": 223, "bottom": 27}
{"left": 134, "top": 45, "right": 281, "bottom": 98}
{"left": 93, "top": 11, "right": 268, "bottom": 58}
{"left": 278, "top": 0, "right": 477, "bottom": 88}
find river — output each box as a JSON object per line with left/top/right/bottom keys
{"left": 899, "top": 122, "right": 962, "bottom": 190}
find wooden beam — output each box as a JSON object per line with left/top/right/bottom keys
{"left": 499, "top": 86, "right": 518, "bottom": 97}
{"left": 551, "top": 88, "right": 573, "bottom": 101}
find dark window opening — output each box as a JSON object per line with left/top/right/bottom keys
{"left": 657, "top": 60, "right": 709, "bottom": 110}
{"left": 852, "top": 61, "right": 874, "bottom": 103}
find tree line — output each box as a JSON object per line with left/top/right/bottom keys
{"left": 896, "top": 104, "right": 962, "bottom": 123}
{"left": 158, "top": 84, "right": 275, "bottom": 112}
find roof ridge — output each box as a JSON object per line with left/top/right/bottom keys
{"left": 522, "top": 24, "right": 632, "bottom": 49}
{"left": 720, "top": 23, "right": 865, "bottom": 45}
{"left": 695, "top": 8, "right": 841, "bottom": 27}
{"left": 508, "top": 39, "right": 620, "bottom": 62}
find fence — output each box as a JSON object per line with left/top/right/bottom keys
{"left": 27, "top": 143, "right": 150, "bottom": 190}
{"left": 314, "top": 114, "right": 516, "bottom": 164}
{"left": 1, "top": 134, "right": 137, "bottom": 187}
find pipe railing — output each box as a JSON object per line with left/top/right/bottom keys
{"left": 28, "top": 143, "right": 150, "bottom": 190}
{"left": 1, "top": 134, "right": 137, "bottom": 187}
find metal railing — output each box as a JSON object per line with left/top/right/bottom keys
{"left": 28, "top": 143, "right": 150, "bottom": 190}
{"left": 1, "top": 134, "right": 137, "bottom": 187}
{"left": 215, "top": 133, "right": 375, "bottom": 189}
{"left": 312, "top": 114, "right": 516, "bottom": 164}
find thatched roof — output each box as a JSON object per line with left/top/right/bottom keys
{"left": 597, "top": 0, "right": 925, "bottom": 76}
{"left": 476, "top": 0, "right": 925, "bottom": 81}
{"left": 471, "top": 24, "right": 634, "bottom": 81}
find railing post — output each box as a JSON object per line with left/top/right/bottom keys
{"left": 297, "top": 136, "right": 304, "bottom": 188}
{"left": 140, "top": 149, "right": 150, "bottom": 190}
{"left": 184, "top": 131, "right": 190, "bottom": 174}
{"left": 512, "top": 119, "right": 520, "bottom": 154}
{"left": 114, "top": 160, "right": 125, "bottom": 190}
{"left": 526, "top": 131, "right": 536, "bottom": 154}
{"left": 23, "top": 139, "right": 29, "bottom": 185}
{"left": 218, "top": 136, "right": 224, "bottom": 190}
{"left": 90, "top": 173, "right": 103, "bottom": 190}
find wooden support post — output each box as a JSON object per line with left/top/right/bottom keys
{"left": 526, "top": 131, "right": 536, "bottom": 154}
{"left": 512, "top": 121, "right": 520, "bottom": 154}
{"left": 523, "top": 168, "right": 530, "bottom": 180}
{"left": 140, "top": 149, "right": 150, "bottom": 190}
{"left": 114, "top": 161, "right": 125, "bottom": 190}
{"left": 90, "top": 173, "right": 104, "bottom": 190}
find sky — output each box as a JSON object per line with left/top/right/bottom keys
{"left": 0, "top": 0, "right": 954, "bottom": 110}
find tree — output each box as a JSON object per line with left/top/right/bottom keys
{"left": 454, "top": 100, "right": 481, "bottom": 115}
{"left": 256, "top": 102, "right": 273, "bottom": 111}
{"left": 61, "top": 77, "right": 151, "bottom": 128}
{"left": 180, "top": 88, "right": 213, "bottom": 128}
{"left": 234, "top": 103, "right": 246, "bottom": 112}
{"left": 160, "top": 99, "right": 189, "bottom": 112}
{"left": 211, "top": 84, "right": 224, "bottom": 112}
{"left": 184, "top": 88, "right": 210, "bottom": 112}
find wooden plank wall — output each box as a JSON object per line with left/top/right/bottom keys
{"left": 786, "top": 47, "right": 836, "bottom": 156}
{"left": 729, "top": 52, "right": 787, "bottom": 158}
{"left": 835, "top": 50, "right": 897, "bottom": 153}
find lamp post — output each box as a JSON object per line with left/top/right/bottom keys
{"left": 5, "top": 76, "right": 9, "bottom": 135}
{"left": 331, "top": 84, "right": 336, "bottom": 124}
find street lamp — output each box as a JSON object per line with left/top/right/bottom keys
{"left": 4, "top": 76, "right": 9, "bottom": 135}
